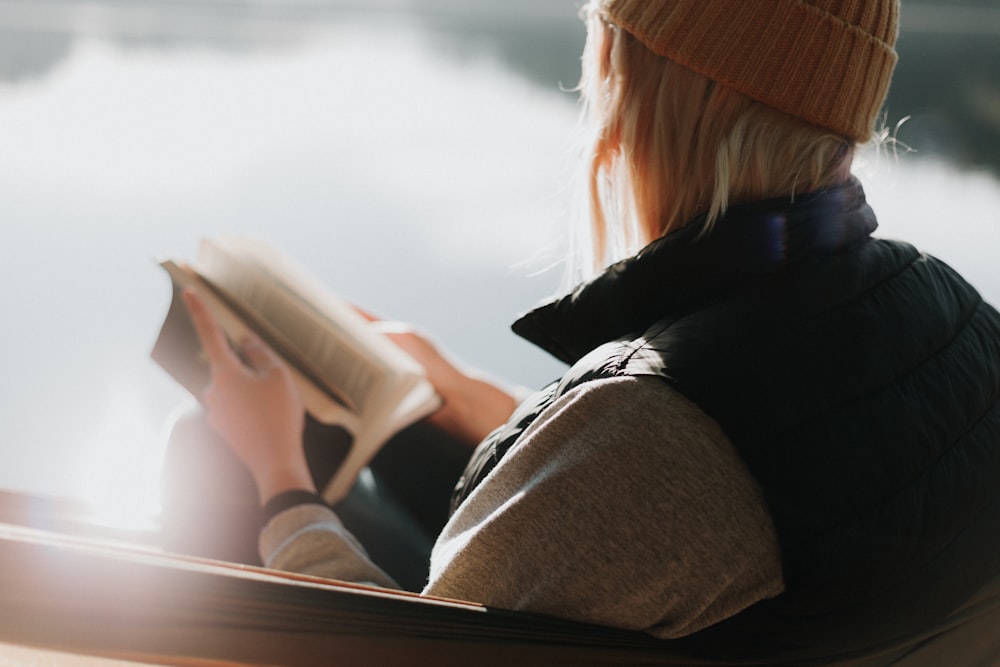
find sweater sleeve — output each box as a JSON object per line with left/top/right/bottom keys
{"left": 424, "top": 375, "right": 784, "bottom": 638}
{"left": 260, "top": 503, "right": 399, "bottom": 589}
{"left": 260, "top": 375, "right": 783, "bottom": 638}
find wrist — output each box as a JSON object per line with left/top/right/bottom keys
{"left": 432, "top": 371, "right": 517, "bottom": 446}
{"left": 253, "top": 465, "right": 317, "bottom": 506}
{"left": 261, "top": 489, "right": 326, "bottom": 524}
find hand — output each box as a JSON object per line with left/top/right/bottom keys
{"left": 183, "top": 289, "right": 315, "bottom": 504}
{"left": 357, "top": 309, "right": 520, "bottom": 446}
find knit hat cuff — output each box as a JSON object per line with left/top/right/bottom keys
{"left": 602, "top": 0, "right": 899, "bottom": 142}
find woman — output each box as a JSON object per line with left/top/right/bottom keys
{"left": 179, "top": 0, "right": 1000, "bottom": 663}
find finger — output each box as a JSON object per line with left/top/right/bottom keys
{"left": 379, "top": 326, "right": 440, "bottom": 364}
{"left": 238, "top": 333, "right": 281, "bottom": 374}
{"left": 182, "top": 288, "right": 240, "bottom": 366}
{"left": 351, "top": 303, "right": 382, "bottom": 323}
{"left": 370, "top": 320, "right": 417, "bottom": 336}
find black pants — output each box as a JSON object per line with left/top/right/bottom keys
{"left": 159, "top": 410, "right": 471, "bottom": 592}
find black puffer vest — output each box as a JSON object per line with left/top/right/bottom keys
{"left": 452, "top": 180, "right": 1000, "bottom": 662}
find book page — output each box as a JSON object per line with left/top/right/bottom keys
{"left": 195, "top": 263, "right": 381, "bottom": 414}
{"left": 207, "top": 235, "right": 429, "bottom": 378}
{"left": 194, "top": 237, "right": 422, "bottom": 417}
{"left": 153, "top": 261, "right": 358, "bottom": 429}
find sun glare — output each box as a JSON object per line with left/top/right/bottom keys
{"left": 74, "top": 390, "right": 167, "bottom": 533}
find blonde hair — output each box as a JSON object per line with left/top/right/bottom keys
{"left": 574, "top": 5, "right": 855, "bottom": 277}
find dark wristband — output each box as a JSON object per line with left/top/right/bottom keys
{"left": 261, "top": 489, "right": 327, "bottom": 524}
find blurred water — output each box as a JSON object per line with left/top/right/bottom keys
{"left": 0, "top": 2, "right": 997, "bottom": 524}
{"left": 0, "top": 9, "right": 578, "bottom": 521}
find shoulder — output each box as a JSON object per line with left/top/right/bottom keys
{"left": 428, "top": 375, "right": 784, "bottom": 637}
{"left": 536, "top": 374, "right": 727, "bottom": 443}
{"left": 503, "top": 375, "right": 752, "bottom": 495}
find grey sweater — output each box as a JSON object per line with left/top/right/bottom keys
{"left": 261, "top": 375, "right": 784, "bottom": 639}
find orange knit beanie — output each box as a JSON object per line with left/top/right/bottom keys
{"left": 599, "top": 0, "right": 900, "bottom": 142}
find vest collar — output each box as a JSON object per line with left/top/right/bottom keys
{"left": 513, "top": 178, "right": 878, "bottom": 365}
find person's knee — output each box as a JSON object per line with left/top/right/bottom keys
{"left": 161, "top": 405, "right": 257, "bottom": 506}
{"left": 159, "top": 404, "right": 262, "bottom": 564}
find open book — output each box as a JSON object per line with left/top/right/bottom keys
{"left": 151, "top": 235, "right": 441, "bottom": 503}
